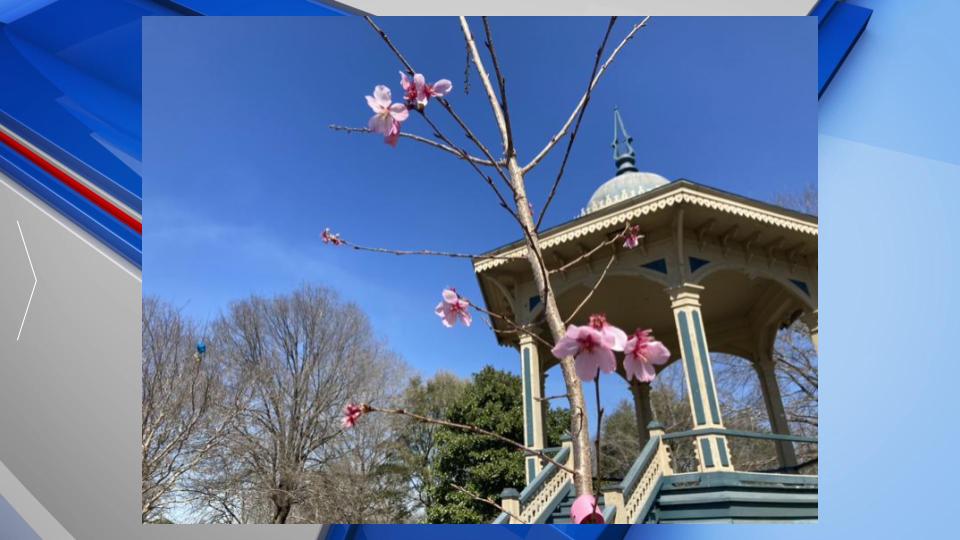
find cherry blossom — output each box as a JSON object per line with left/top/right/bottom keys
{"left": 570, "top": 494, "right": 604, "bottom": 524}
{"left": 623, "top": 225, "right": 642, "bottom": 249}
{"left": 342, "top": 403, "right": 364, "bottom": 429}
{"left": 623, "top": 329, "right": 671, "bottom": 383}
{"left": 588, "top": 313, "right": 627, "bottom": 352}
{"left": 321, "top": 228, "right": 343, "bottom": 246}
{"left": 551, "top": 324, "right": 616, "bottom": 381}
{"left": 435, "top": 288, "right": 472, "bottom": 328}
{"left": 365, "top": 85, "right": 409, "bottom": 146}
{"left": 400, "top": 72, "right": 453, "bottom": 109}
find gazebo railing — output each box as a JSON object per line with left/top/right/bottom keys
{"left": 602, "top": 422, "right": 674, "bottom": 524}
{"left": 662, "top": 427, "right": 818, "bottom": 474}
{"left": 496, "top": 440, "right": 574, "bottom": 524}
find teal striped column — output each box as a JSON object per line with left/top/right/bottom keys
{"left": 668, "top": 284, "right": 733, "bottom": 472}
{"left": 519, "top": 334, "right": 545, "bottom": 483}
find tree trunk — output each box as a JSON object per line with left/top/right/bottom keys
{"left": 507, "top": 157, "right": 594, "bottom": 496}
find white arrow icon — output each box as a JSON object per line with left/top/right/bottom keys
{"left": 16, "top": 220, "right": 37, "bottom": 342}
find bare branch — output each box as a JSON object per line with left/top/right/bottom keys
{"left": 466, "top": 300, "right": 553, "bottom": 349}
{"left": 550, "top": 224, "right": 633, "bottom": 274}
{"left": 481, "top": 17, "right": 516, "bottom": 159}
{"left": 451, "top": 483, "right": 527, "bottom": 524}
{"left": 564, "top": 251, "right": 617, "bottom": 325}
{"left": 536, "top": 17, "right": 617, "bottom": 230}
{"left": 325, "top": 235, "right": 524, "bottom": 261}
{"left": 328, "top": 125, "right": 501, "bottom": 166}
{"left": 361, "top": 404, "right": 576, "bottom": 475}
{"left": 523, "top": 17, "right": 651, "bottom": 174}
{"left": 460, "top": 16, "right": 509, "bottom": 152}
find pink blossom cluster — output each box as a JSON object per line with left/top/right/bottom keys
{"left": 341, "top": 403, "right": 364, "bottom": 428}
{"left": 435, "top": 288, "right": 472, "bottom": 328}
{"left": 551, "top": 313, "right": 669, "bottom": 384}
{"left": 321, "top": 228, "right": 343, "bottom": 246}
{"left": 365, "top": 73, "right": 451, "bottom": 147}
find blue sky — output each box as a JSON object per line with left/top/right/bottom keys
{"left": 143, "top": 16, "right": 816, "bottom": 419}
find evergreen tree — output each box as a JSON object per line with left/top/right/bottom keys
{"left": 425, "top": 366, "right": 567, "bottom": 523}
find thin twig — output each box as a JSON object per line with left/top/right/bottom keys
{"left": 549, "top": 224, "right": 633, "bottom": 274}
{"left": 450, "top": 483, "right": 527, "bottom": 523}
{"left": 594, "top": 377, "right": 604, "bottom": 496}
{"left": 460, "top": 16, "right": 509, "bottom": 152}
{"left": 564, "top": 251, "right": 617, "bottom": 325}
{"left": 328, "top": 125, "right": 501, "bottom": 166}
{"left": 536, "top": 17, "right": 617, "bottom": 230}
{"left": 523, "top": 17, "right": 651, "bottom": 174}
{"left": 481, "top": 17, "right": 516, "bottom": 159}
{"left": 329, "top": 236, "right": 522, "bottom": 261}
{"left": 535, "top": 393, "right": 572, "bottom": 402}
{"left": 363, "top": 405, "right": 575, "bottom": 475}
{"left": 467, "top": 300, "right": 553, "bottom": 349}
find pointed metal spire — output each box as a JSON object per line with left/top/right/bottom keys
{"left": 612, "top": 107, "right": 639, "bottom": 176}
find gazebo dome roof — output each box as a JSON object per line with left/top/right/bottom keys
{"left": 581, "top": 108, "right": 670, "bottom": 216}
{"left": 582, "top": 170, "right": 670, "bottom": 215}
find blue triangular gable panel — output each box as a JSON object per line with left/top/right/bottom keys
{"left": 689, "top": 257, "right": 711, "bottom": 273}
{"left": 641, "top": 259, "right": 668, "bottom": 274}
{"left": 790, "top": 279, "right": 811, "bottom": 296}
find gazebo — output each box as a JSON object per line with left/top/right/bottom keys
{"left": 476, "top": 111, "right": 818, "bottom": 524}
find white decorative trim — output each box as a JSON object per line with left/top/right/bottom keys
{"left": 474, "top": 186, "right": 817, "bottom": 273}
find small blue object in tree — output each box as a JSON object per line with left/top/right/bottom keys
{"left": 196, "top": 341, "right": 206, "bottom": 356}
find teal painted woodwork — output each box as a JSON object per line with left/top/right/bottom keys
{"left": 677, "top": 312, "right": 707, "bottom": 425}
{"left": 692, "top": 311, "right": 722, "bottom": 424}
{"left": 700, "top": 438, "right": 715, "bottom": 467}
{"left": 522, "top": 348, "right": 534, "bottom": 447}
{"left": 717, "top": 436, "right": 730, "bottom": 467}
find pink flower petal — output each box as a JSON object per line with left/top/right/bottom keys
{"left": 574, "top": 349, "right": 602, "bottom": 381}
{"left": 389, "top": 103, "right": 409, "bottom": 122}
{"left": 596, "top": 347, "right": 616, "bottom": 374}
{"left": 570, "top": 494, "right": 604, "bottom": 524}
{"left": 636, "top": 360, "right": 656, "bottom": 382}
{"left": 551, "top": 335, "right": 581, "bottom": 359}
{"left": 460, "top": 309, "right": 473, "bottom": 327}
{"left": 368, "top": 113, "right": 394, "bottom": 135}
{"left": 646, "top": 341, "right": 671, "bottom": 365}
{"left": 399, "top": 71, "right": 411, "bottom": 90}
{"left": 602, "top": 325, "right": 628, "bottom": 352}
{"left": 431, "top": 79, "right": 453, "bottom": 96}
{"left": 365, "top": 95, "right": 382, "bottom": 113}
{"left": 373, "top": 85, "right": 392, "bottom": 109}
{"left": 442, "top": 289, "right": 459, "bottom": 304}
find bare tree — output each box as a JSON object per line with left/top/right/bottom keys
{"left": 196, "top": 284, "right": 405, "bottom": 523}
{"left": 141, "top": 297, "right": 241, "bottom": 522}
{"left": 329, "top": 15, "right": 654, "bottom": 499}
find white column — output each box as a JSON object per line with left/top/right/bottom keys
{"left": 519, "top": 334, "right": 545, "bottom": 483}
{"left": 668, "top": 284, "right": 733, "bottom": 472}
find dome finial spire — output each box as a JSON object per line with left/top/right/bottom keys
{"left": 612, "top": 107, "right": 639, "bottom": 176}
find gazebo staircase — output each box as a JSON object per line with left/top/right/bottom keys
{"left": 494, "top": 424, "right": 817, "bottom": 524}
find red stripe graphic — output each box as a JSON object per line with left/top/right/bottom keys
{"left": 0, "top": 129, "right": 142, "bottom": 235}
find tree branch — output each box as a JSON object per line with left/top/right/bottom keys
{"left": 536, "top": 17, "right": 617, "bottom": 230}
{"left": 460, "top": 16, "right": 509, "bottom": 153}
{"left": 328, "top": 125, "right": 501, "bottom": 166}
{"left": 450, "top": 483, "right": 527, "bottom": 524}
{"left": 326, "top": 235, "right": 524, "bottom": 261}
{"left": 564, "top": 251, "right": 617, "bottom": 325}
{"left": 362, "top": 404, "right": 575, "bottom": 475}
{"left": 523, "top": 17, "right": 651, "bottom": 174}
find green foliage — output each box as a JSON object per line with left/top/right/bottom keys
{"left": 423, "top": 366, "right": 567, "bottom": 524}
